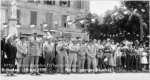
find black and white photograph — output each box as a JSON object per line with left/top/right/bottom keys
{"left": 0, "top": 0, "right": 150, "bottom": 80}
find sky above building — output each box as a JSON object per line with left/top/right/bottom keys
{"left": 90, "top": 0, "right": 121, "bottom": 16}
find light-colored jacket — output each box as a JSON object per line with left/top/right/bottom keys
{"left": 16, "top": 39, "right": 27, "bottom": 58}
{"left": 56, "top": 42, "right": 67, "bottom": 54}
{"left": 29, "top": 39, "right": 41, "bottom": 56}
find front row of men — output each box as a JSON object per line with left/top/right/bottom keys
{"left": 1, "top": 33, "right": 149, "bottom": 76}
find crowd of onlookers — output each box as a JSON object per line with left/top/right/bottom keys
{"left": 1, "top": 33, "right": 150, "bottom": 76}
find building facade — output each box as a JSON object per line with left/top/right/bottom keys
{"left": 1, "top": 0, "right": 89, "bottom": 39}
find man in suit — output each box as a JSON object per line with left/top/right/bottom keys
{"left": 16, "top": 36, "right": 27, "bottom": 73}
{"left": 5, "top": 35, "right": 17, "bottom": 76}
{"left": 22, "top": 38, "right": 30, "bottom": 73}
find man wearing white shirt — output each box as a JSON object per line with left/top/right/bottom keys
{"left": 87, "top": 41, "right": 98, "bottom": 72}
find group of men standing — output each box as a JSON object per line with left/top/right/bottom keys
{"left": 1, "top": 32, "right": 150, "bottom": 76}
{"left": 1, "top": 33, "right": 42, "bottom": 75}
{"left": 42, "top": 38, "right": 150, "bottom": 73}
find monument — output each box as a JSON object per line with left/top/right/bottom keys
{"left": 8, "top": 0, "right": 18, "bottom": 36}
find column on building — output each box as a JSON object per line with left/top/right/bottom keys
{"left": 8, "top": 0, "right": 18, "bottom": 36}
{"left": 1, "top": 8, "right": 8, "bottom": 26}
{"left": 1, "top": 8, "right": 9, "bottom": 36}
{"left": 37, "top": 11, "right": 46, "bottom": 28}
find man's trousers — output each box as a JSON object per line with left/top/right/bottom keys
{"left": 17, "top": 58, "right": 24, "bottom": 72}
{"left": 30, "top": 56, "right": 39, "bottom": 73}
{"left": 23, "top": 56, "right": 31, "bottom": 72}
{"left": 45, "top": 51, "right": 55, "bottom": 72}
{"left": 57, "top": 52, "right": 68, "bottom": 73}
{"left": 87, "top": 56, "right": 97, "bottom": 71}
{"left": 68, "top": 53, "right": 77, "bottom": 72}
{"left": 78, "top": 55, "right": 86, "bottom": 71}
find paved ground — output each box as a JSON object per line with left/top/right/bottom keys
{"left": 1, "top": 73, "right": 150, "bottom": 80}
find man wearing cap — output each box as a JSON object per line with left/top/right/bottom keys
{"left": 29, "top": 33, "right": 41, "bottom": 75}
{"left": 16, "top": 36, "right": 27, "bottom": 73}
{"left": 78, "top": 41, "right": 88, "bottom": 72}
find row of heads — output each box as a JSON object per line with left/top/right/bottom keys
{"left": 4, "top": 33, "right": 147, "bottom": 46}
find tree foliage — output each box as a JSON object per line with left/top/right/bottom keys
{"left": 85, "top": 1, "right": 149, "bottom": 41}
{"left": 124, "top": 1, "right": 149, "bottom": 26}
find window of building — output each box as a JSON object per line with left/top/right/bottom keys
{"left": 77, "top": 0, "right": 82, "bottom": 9}
{"left": 17, "top": 9, "right": 21, "bottom": 24}
{"left": 28, "top": 0, "right": 40, "bottom": 3}
{"left": 30, "top": 11, "right": 37, "bottom": 25}
{"left": 46, "top": 13, "right": 53, "bottom": 29}
{"left": 44, "top": 0, "right": 55, "bottom": 5}
{"left": 59, "top": 0, "right": 70, "bottom": 7}
{"left": 62, "top": 15, "right": 67, "bottom": 28}
{"left": 28, "top": 0, "right": 34, "bottom": 3}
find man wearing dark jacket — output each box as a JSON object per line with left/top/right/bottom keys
{"left": 1, "top": 37, "right": 6, "bottom": 72}
{"left": 5, "top": 36, "right": 17, "bottom": 76}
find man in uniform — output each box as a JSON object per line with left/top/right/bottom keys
{"left": 78, "top": 41, "right": 88, "bottom": 72}
{"left": 56, "top": 40, "right": 68, "bottom": 73}
{"left": 29, "top": 32, "right": 41, "bottom": 75}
